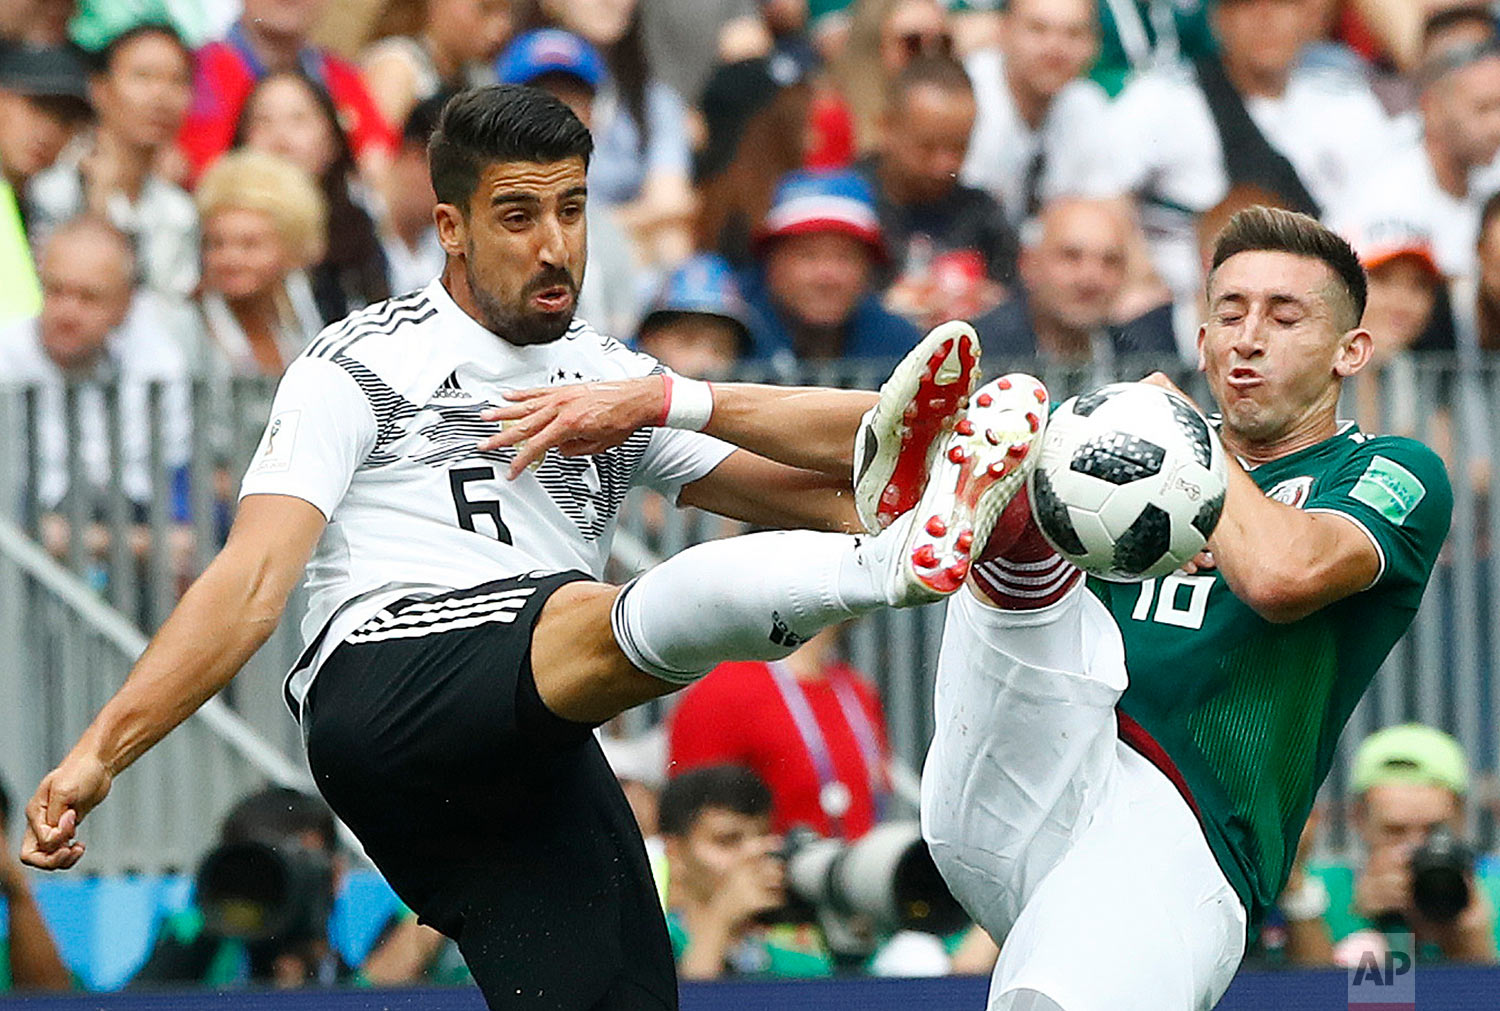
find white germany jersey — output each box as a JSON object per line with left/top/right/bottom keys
{"left": 239, "top": 279, "right": 736, "bottom": 709}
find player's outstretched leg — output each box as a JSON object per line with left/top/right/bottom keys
{"left": 917, "top": 375, "right": 1130, "bottom": 936}
{"left": 611, "top": 366, "right": 1041, "bottom": 689}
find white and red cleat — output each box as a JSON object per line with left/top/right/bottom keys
{"left": 853, "top": 320, "right": 980, "bottom": 534}
{"left": 878, "top": 373, "right": 1050, "bottom": 604}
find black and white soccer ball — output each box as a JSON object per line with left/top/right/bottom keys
{"left": 1029, "top": 383, "right": 1228, "bottom": 582}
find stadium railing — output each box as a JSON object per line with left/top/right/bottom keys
{"left": 0, "top": 354, "right": 1496, "bottom": 875}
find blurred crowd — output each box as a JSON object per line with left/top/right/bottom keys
{"left": 2, "top": 0, "right": 1498, "bottom": 555}
{"left": 5, "top": 0, "right": 1500, "bottom": 993}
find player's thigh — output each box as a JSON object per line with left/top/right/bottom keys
{"left": 530, "top": 579, "right": 680, "bottom": 723}
{"left": 452, "top": 741, "right": 677, "bottom": 1010}
{"left": 988, "top": 748, "right": 1246, "bottom": 1011}
{"left": 923, "top": 587, "right": 1130, "bottom": 928}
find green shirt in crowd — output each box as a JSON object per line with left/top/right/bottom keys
{"left": 1306, "top": 860, "right": 1500, "bottom": 961}
{"left": 1092, "top": 423, "right": 1452, "bottom": 932}
{"left": 665, "top": 911, "right": 835, "bottom": 979}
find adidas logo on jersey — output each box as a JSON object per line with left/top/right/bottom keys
{"left": 429, "top": 371, "right": 475, "bottom": 402}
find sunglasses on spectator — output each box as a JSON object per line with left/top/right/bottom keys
{"left": 899, "top": 31, "right": 954, "bottom": 58}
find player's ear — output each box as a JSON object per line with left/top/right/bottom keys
{"left": 1195, "top": 323, "right": 1208, "bottom": 372}
{"left": 1333, "top": 327, "right": 1374, "bottom": 378}
{"left": 434, "top": 202, "right": 468, "bottom": 258}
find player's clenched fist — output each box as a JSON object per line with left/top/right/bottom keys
{"left": 21, "top": 752, "right": 112, "bottom": 871}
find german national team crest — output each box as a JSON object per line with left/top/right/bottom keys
{"left": 1266, "top": 476, "right": 1314, "bottom": 509}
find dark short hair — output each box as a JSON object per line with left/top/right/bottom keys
{"left": 428, "top": 85, "right": 593, "bottom": 210}
{"left": 659, "top": 764, "right": 772, "bottom": 837}
{"left": 220, "top": 786, "right": 337, "bottom": 853}
{"left": 1209, "top": 206, "right": 1367, "bottom": 329}
{"left": 403, "top": 90, "right": 452, "bottom": 148}
{"left": 888, "top": 54, "right": 973, "bottom": 110}
{"left": 92, "top": 21, "right": 191, "bottom": 76}
{"left": 0, "top": 776, "right": 10, "bottom": 831}
{"left": 1420, "top": 4, "right": 1497, "bottom": 54}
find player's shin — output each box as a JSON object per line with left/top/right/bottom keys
{"left": 609, "top": 528, "right": 905, "bottom": 686}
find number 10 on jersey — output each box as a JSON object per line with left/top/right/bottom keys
{"left": 1130, "top": 574, "right": 1214, "bottom": 630}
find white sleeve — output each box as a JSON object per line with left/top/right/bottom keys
{"left": 1053, "top": 85, "right": 1124, "bottom": 200}
{"left": 636, "top": 427, "right": 737, "bottom": 503}
{"left": 1107, "top": 76, "right": 1224, "bottom": 211}
{"left": 238, "top": 356, "right": 376, "bottom": 519}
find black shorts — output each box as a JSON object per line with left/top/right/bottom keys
{"left": 303, "top": 572, "right": 677, "bottom": 1010}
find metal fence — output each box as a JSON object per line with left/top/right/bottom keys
{"left": 1, "top": 353, "right": 1497, "bottom": 873}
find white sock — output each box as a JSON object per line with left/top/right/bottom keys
{"left": 611, "top": 529, "right": 891, "bottom": 684}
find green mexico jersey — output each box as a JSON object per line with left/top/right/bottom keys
{"left": 1090, "top": 422, "right": 1452, "bottom": 928}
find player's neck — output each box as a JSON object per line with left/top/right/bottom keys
{"left": 439, "top": 266, "right": 504, "bottom": 340}
{"left": 1222, "top": 408, "right": 1339, "bottom": 467}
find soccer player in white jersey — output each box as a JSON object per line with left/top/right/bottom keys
{"left": 19, "top": 86, "right": 1052, "bottom": 1008}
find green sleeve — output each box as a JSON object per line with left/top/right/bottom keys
{"left": 0, "top": 929, "right": 10, "bottom": 992}
{"left": 1302, "top": 436, "right": 1453, "bottom": 593}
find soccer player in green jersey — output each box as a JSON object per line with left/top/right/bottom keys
{"left": 915, "top": 206, "right": 1452, "bottom": 1010}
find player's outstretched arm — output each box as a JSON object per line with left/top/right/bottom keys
{"left": 1206, "top": 460, "right": 1380, "bottom": 624}
{"left": 679, "top": 450, "right": 860, "bottom": 532}
{"left": 479, "top": 376, "right": 876, "bottom": 479}
{"left": 20, "top": 494, "right": 325, "bottom": 871}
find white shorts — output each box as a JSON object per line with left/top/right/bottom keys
{"left": 921, "top": 586, "right": 1247, "bottom": 1011}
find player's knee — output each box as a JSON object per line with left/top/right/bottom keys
{"left": 609, "top": 576, "right": 715, "bottom": 686}
{"left": 991, "top": 987, "right": 1068, "bottom": 1011}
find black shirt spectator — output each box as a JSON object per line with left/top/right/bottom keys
{"left": 856, "top": 57, "right": 1017, "bottom": 330}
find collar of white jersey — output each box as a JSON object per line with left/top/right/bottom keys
{"left": 422, "top": 276, "right": 587, "bottom": 359}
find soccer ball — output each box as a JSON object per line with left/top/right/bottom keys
{"left": 1029, "top": 382, "right": 1228, "bottom": 582}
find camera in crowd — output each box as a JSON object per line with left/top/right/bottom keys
{"left": 195, "top": 834, "right": 335, "bottom": 945}
{"left": 772, "top": 822, "right": 968, "bottom": 950}
{"left": 1409, "top": 824, "right": 1475, "bottom": 924}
